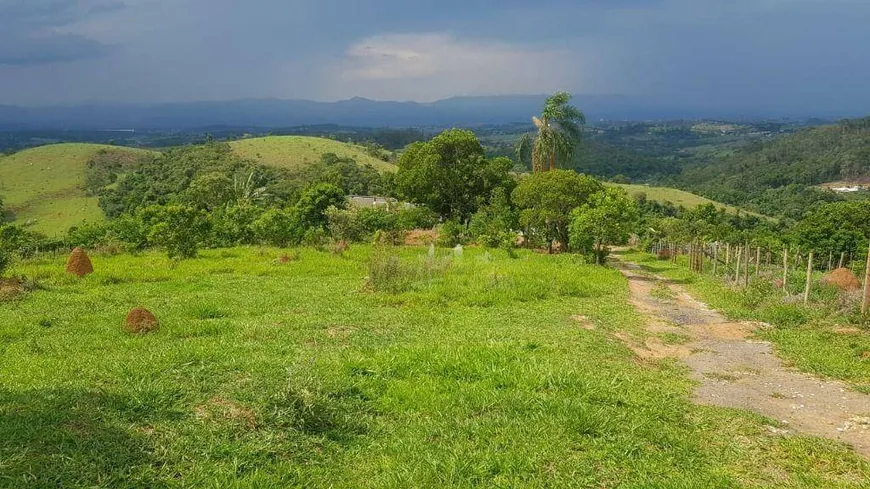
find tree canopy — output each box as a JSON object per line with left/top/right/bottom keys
{"left": 570, "top": 187, "right": 640, "bottom": 263}
{"left": 395, "top": 129, "right": 513, "bottom": 221}
{"left": 512, "top": 170, "right": 602, "bottom": 251}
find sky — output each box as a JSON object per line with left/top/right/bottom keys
{"left": 1, "top": 0, "right": 869, "bottom": 115}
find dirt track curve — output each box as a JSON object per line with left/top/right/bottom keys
{"left": 614, "top": 258, "right": 870, "bottom": 457}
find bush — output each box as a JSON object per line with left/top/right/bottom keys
{"left": 302, "top": 227, "right": 330, "bottom": 249}
{"left": 326, "top": 206, "right": 366, "bottom": 242}
{"left": 0, "top": 224, "right": 57, "bottom": 257}
{"left": 207, "top": 205, "right": 261, "bottom": 247}
{"left": 253, "top": 208, "right": 303, "bottom": 247}
{"left": 327, "top": 205, "right": 438, "bottom": 244}
{"left": 67, "top": 222, "right": 110, "bottom": 249}
{"left": 396, "top": 206, "right": 438, "bottom": 230}
{"left": 105, "top": 214, "right": 149, "bottom": 252}
{"left": 468, "top": 187, "right": 517, "bottom": 248}
{"left": 437, "top": 220, "right": 465, "bottom": 248}
{"left": 367, "top": 251, "right": 410, "bottom": 293}
{"left": 372, "top": 229, "right": 406, "bottom": 246}
{"left": 0, "top": 249, "right": 10, "bottom": 276}
{"left": 141, "top": 205, "right": 209, "bottom": 259}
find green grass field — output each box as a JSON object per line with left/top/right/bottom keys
{"left": 1, "top": 246, "right": 867, "bottom": 487}
{"left": 0, "top": 144, "right": 153, "bottom": 235}
{"left": 230, "top": 136, "right": 396, "bottom": 173}
{"left": 612, "top": 183, "right": 760, "bottom": 215}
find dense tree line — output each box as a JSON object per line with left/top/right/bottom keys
{"left": 1, "top": 98, "right": 869, "bottom": 272}
{"left": 669, "top": 118, "right": 870, "bottom": 220}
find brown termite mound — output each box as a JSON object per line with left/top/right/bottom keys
{"left": 125, "top": 307, "right": 160, "bottom": 334}
{"left": 821, "top": 267, "right": 861, "bottom": 291}
{"left": 65, "top": 247, "right": 94, "bottom": 277}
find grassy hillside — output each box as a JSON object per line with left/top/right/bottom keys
{"left": 2, "top": 246, "right": 866, "bottom": 486}
{"left": 230, "top": 136, "right": 396, "bottom": 173}
{"left": 0, "top": 143, "right": 153, "bottom": 235}
{"left": 612, "top": 183, "right": 759, "bottom": 215}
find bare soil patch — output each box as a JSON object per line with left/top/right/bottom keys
{"left": 194, "top": 397, "right": 257, "bottom": 428}
{"left": 405, "top": 229, "right": 438, "bottom": 246}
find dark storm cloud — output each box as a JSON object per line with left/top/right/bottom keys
{"left": 0, "top": 0, "right": 123, "bottom": 65}
{"left": 0, "top": 0, "right": 868, "bottom": 116}
{"left": 0, "top": 30, "right": 108, "bottom": 66}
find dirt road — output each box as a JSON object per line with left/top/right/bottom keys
{"left": 615, "top": 259, "right": 870, "bottom": 457}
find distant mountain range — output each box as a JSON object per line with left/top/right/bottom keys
{"left": 0, "top": 95, "right": 855, "bottom": 130}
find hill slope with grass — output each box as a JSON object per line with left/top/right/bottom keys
{"left": 230, "top": 136, "right": 396, "bottom": 173}
{"left": 0, "top": 143, "right": 154, "bottom": 235}
{"left": 611, "top": 183, "right": 762, "bottom": 216}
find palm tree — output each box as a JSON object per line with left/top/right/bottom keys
{"left": 516, "top": 92, "right": 585, "bottom": 172}
{"left": 233, "top": 170, "right": 268, "bottom": 206}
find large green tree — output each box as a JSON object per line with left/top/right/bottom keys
{"left": 512, "top": 170, "right": 602, "bottom": 251}
{"left": 792, "top": 200, "right": 870, "bottom": 256}
{"left": 396, "top": 129, "right": 513, "bottom": 221}
{"left": 570, "top": 187, "right": 639, "bottom": 264}
{"left": 517, "top": 92, "right": 585, "bottom": 172}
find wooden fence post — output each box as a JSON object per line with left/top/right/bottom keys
{"left": 713, "top": 242, "right": 719, "bottom": 276}
{"left": 725, "top": 243, "right": 731, "bottom": 268}
{"left": 744, "top": 244, "right": 750, "bottom": 286}
{"left": 734, "top": 247, "right": 742, "bottom": 283}
{"left": 862, "top": 242, "right": 870, "bottom": 315}
{"left": 827, "top": 251, "right": 833, "bottom": 271}
{"left": 782, "top": 248, "right": 788, "bottom": 292}
{"left": 804, "top": 251, "right": 814, "bottom": 305}
{"left": 755, "top": 247, "right": 761, "bottom": 276}
{"left": 839, "top": 252, "right": 846, "bottom": 269}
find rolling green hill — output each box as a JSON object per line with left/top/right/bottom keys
{"left": 611, "top": 183, "right": 762, "bottom": 216}
{"left": 0, "top": 143, "right": 154, "bottom": 235}
{"left": 230, "top": 136, "right": 396, "bottom": 173}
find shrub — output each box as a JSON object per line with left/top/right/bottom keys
{"left": 207, "top": 205, "right": 261, "bottom": 247}
{"left": 468, "top": 187, "right": 517, "bottom": 248}
{"left": 104, "top": 214, "right": 149, "bottom": 252}
{"left": 0, "top": 249, "right": 10, "bottom": 277}
{"left": 66, "top": 222, "right": 110, "bottom": 249}
{"left": 396, "top": 206, "right": 438, "bottom": 230}
{"left": 437, "top": 220, "right": 465, "bottom": 248}
{"left": 0, "top": 224, "right": 55, "bottom": 257}
{"left": 141, "top": 205, "right": 209, "bottom": 259}
{"left": 302, "top": 227, "right": 330, "bottom": 249}
{"left": 253, "top": 208, "right": 303, "bottom": 247}
{"left": 326, "top": 206, "right": 366, "bottom": 242}
{"left": 294, "top": 183, "right": 346, "bottom": 230}
{"left": 328, "top": 205, "right": 437, "bottom": 244}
